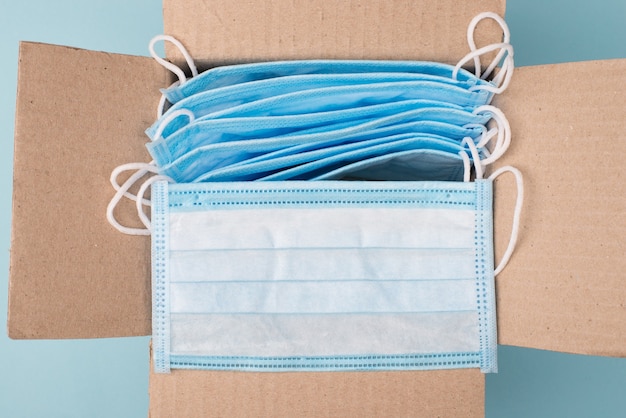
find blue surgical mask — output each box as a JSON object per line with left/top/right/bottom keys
{"left": 147, "top": 105, "right": 489, "bottom": 170}
{"left": 220, "top": 103, "right": 477, "bottom": 169}
{"left": 160, "top": 59, "right": 493, "bottom": 104}
{"left": 156, "top": 117, "right": 484, "bottom": 183}
{"left": 147, "top": 78, "right": 493, "bottom": 140}
{"left": 195, "top": 134, "right": 469, "bottom": 182}
{"left": 150, "top": 179, "right": 500, "bottom": 373}
{"left": 109, "top": 165, "right": 523, "bottom": 375}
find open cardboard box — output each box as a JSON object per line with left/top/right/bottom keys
{"left": 7, "top": 0, "right": 626, "bottom": 416}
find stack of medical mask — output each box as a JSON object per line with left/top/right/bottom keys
{"left": 107, "top": 12, "right": 523, "bottom": 375}
{"left": 141, "top": 11, "right": 514, "bottom": 184}
{"left": 144, "top": 73, "right": 510, "bottom": 183}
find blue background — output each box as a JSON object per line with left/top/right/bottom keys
{"left": 1, "top": 1, "right": 625, "bottom": 416}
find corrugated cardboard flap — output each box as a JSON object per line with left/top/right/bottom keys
{"left": 149, "top": 356, "right": 484, "bottom": 418}
{"left": 493, "top": 58, "right": 626, "bottom": 357}
{"left": 8, "top": 42, "right": 167, "bottom": 339}
{"left": 163, "top": 0, "right": 506, "bottom": 65}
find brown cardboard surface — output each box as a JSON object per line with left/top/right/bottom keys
{"left": 149, "top": 352, "right": 484, "bottom": 418}
{"left": 163, "top": 0, "right": 505, "bottom": 66}
{"left": 492, "top": 59, "right": 626, "bottom": 356}
{"left": 8, "top": 42, "right": 166, "bottom": 339}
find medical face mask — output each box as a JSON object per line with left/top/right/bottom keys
{"left": 147, "top": 105, "right": 489, "bottom": 169}
{"left": 214, "top": 104, "right": 493, "bottom": 170}
{"left": 108, "top": 159, "right": 523, "bottom": 374}
{"left": 211, "top": 95, "right": 470, "bottom": 120}
{"left": 157, "top": 119, "right": 484, "bottom": 183}
{"left": 149, "top": 11, "right": 513, "bottom": 117}
{"left": 156, "top": 59, "right": 492, "bottom": 104}
{"left": 151, "top": 103, "right": 510, "bottom": 184}
{"left": 144, "top": 168, "right": 523, "bottom": 374}
{"left": 195, "top": 134, "right": 469, "bottom": 182}
{"left": 147, "top": 78, "right": 493, "bottom": 140}
{"left": 155, "top": 180, "right": 496, "bottom": 373}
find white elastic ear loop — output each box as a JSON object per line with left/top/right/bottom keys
{"left": 462, "top": 122, "right": 489, "bottom": 155}
{"left": 466, "top": 12, "right": 511, "bottom": 80}
{"left": 135, "top": 175, "right": 173, "bottom": 232}
{"left": 454, "top": 43, "right": 514, "bottom": 94}
{"left": 110, "top": 162, "right": 159, "bottom": 205}
{"left": 473, "top": 105, "right": 511, "bottom": 165}
{"left": 489, "top": 166, "right": 524, "bottom": 275}
{"left": 153, "top": 109, "right": 195, "bottom": 141}
{"left": 149, "top": 35, "right": 198, "bottom": 85}
{"left": 490, "top": 53, "right": 514, "bottom": 91}
{"left": 459, "top": 137, "right": 484, "bottom": 182}
{"left": 107, "top": 163, "right": 161, "bottom": 235}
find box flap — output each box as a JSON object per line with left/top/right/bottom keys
{"left": 163, "top": 0, "right": 505, "bottom": 66}
{"left": 493, "top": 58, "right": 626, "bottom": 357}
{"left": 8, "top": 42, "right": 167, "bottom": 339}
{"left": 149, "top": 354, "right": 484, "bottom": 418}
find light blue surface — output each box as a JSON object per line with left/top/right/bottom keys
{"left": 0, "top": 1, "right": 625, "bottom": 417}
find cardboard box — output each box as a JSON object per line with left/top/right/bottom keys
{"left": 8, "top": 0, "right": 626, "bottom": 416}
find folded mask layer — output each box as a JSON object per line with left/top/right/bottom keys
{"left": 148, "top": 79, "right": 492, "bottom": 140}
{"left": 151, "top": 180, "right": 497, "bottom": 373}
{"left": 161, "top": 59, "right": 492, "bottom": 104}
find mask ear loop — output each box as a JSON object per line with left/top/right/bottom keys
{"left": 459, "top": 151, "right": 472, "bottom": 182}
{"left": 454, "top": 43, "right": 514, "bottom": 95}
{"left": 107, "top": 163, "right": 159, "bottom": 235}
{"left": 459, "top": 136, "right": 484, "bottom": 182}
{"left": 472, "top": 105, "right": 511, "bottom": 165}
{"left": 110, "top": 110, "right": 194, "bottom": 210}
{"left": 489, "top": 166, "right": 524, "bottom": 275}
{"left": 110, "top": 162, "right": 156, "bottom": 206}
{"left": 489, "top": 52, "right": 514, "bottom": 91}
{"left": 150, "top": 35, "right": 198, "bottom": 119}
{"left": 454, "top": 12, "right": 514, "bottom": 94}
{"left": 149, "top": 35, "right": 198, "bottom": 85}
{"left": 152, "top": 108, "right": 195, "bottom": 141}
{"left": 467, "top": 12, "right": 511, "bottom": 81}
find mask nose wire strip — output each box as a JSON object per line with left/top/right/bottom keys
{"left": 489, "top": 165, "right": 524, "bottom": 275}
{"left": 149, "top": 35, "right": 199, "bottom": 85}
